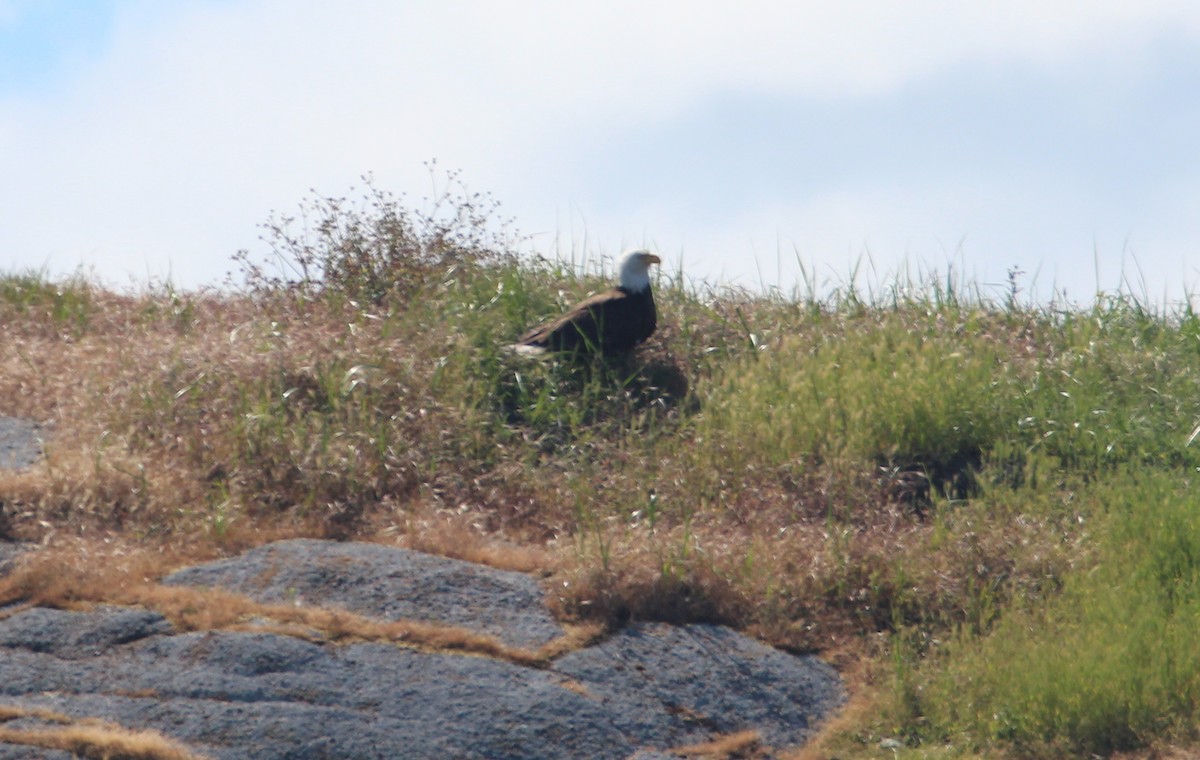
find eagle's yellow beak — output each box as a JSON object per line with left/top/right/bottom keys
{"left": 645, "top": 254, "right": 662, "bottom": 265}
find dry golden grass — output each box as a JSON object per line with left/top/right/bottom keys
{"left": 0, "top": 705, "right": 73, "bottom": 724}
{"left": 0, "top": 545, "right": 600, "bottom": 666}
{"left": 556, "top": 678, "right": 596, "bottom": 699}
{"left": 0, "top": 292, "right": 266, "bottom": 538}
{"left": 0, "top": 704, "right": 209, "bottom": 760}
{"left": 669, "top": 729, "right": 762, "bottom": 758}
{"left": 395, "top": 510, "right": 556, "bottom": 574}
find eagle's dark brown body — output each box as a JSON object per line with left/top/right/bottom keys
{"left": 512, "top": 250, "right": 661, "bottom": 356}
{"left": 517, "top": 286, "right": 656, "bottom": 354}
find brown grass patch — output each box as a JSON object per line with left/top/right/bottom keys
{"left": 669, "top": 729, "right": 762, "bottom": 758}
{"left": 0, "top": 705, "right": 208, "bottom": 760}
{"left": 396, "top": 511, "right": 556, "bottom": 574}
{"left": 0, "top": 704, "right": 73, "bottom": 724}
{"left": 0, "top": 546, "right": 600, "bottom": 666}
{"left": 556, "top": 678, "right": 595, "bottom": 699}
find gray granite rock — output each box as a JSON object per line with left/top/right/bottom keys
{"left": 0, "top": 622, "right": 634, "bottom": 760}
{"left": 0, "top": 543, "right": 24, "bottom": 576}
{"left": 163, "top": 538, "right": 564, "bottom": 649}
{"left": 0, "top": 417, "right": 42, "bottom": 472}
{"left": 555, "top": 622, "right": 844, "bottom": 748}
{"left": 0, "top": 539, "right": 845, "bottom": 759}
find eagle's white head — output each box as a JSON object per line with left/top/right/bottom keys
{"left": 617, "top": 250, "right": 662, "bottom": 293}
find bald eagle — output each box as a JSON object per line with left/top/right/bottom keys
{"left": 511, "top": 250, "right": 661, "bottom": 355}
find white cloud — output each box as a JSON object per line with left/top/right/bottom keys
{"left": 2, "top": 0, "right": 1200, "bottom": 289}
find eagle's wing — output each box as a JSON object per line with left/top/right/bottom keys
{"left": 518, "top": 288, "right": 628, "bottom": 352}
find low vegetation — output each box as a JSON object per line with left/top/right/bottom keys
{"left": 2, "top": 174, "right": 1200, "bottom": 758}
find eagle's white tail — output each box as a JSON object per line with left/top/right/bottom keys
{"left": 502, "top": 343, "right": 549, "bottom": 357}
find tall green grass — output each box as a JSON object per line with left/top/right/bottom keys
{"left": 697, "top": 295, "right": 1200, "bottom": 496}
{"left": 699, "top": 309, "right": 1010, "bottom": 487}
{"left": 677, "top": 283, "right": 1200, "bottom": 758}
{"left": 0, "top": 269, "right": 94, "bottom": 335}
{"left": 914, "top": 469, "right": 1200, "bottom": 757}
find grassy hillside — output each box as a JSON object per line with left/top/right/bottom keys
{"left": 3, "top": 181, "right": 1200, "bottom": 758}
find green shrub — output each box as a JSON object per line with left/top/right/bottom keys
{"left": 699, "top": 309, "right": 1012, "bottom": 492}
{"left": 0, "top": 269, "right": 94, "bottom": 335}
{"left": 231, "top": 169, "right": 509, "bottom": 306}
{"left": 916, "top": 470, "right": 1200, "bottom": 756}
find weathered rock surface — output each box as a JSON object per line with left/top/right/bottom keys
{"left": 0, "top": 417, "right": 42, "bottom": 472}
{"left": 0, "top": 544, "right": 22, "bottom": 576}
{"left": 163, "top": 538, "right": 563, "bottom": 649}
{"left": 556, "top": 623, "right": 842, "bottom": 750}
{"left": 0, "top": 612, "right": 635, "bottom": 759}
{"left": 0, "top": 418, "right": 845, "bottom": 758}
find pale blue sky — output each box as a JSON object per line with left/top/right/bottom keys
{"left": 0, "top": 1, "right": 113, "bottom": 93}
{"left": 3, "top": 1, "right": 1200, "bottom": 304}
